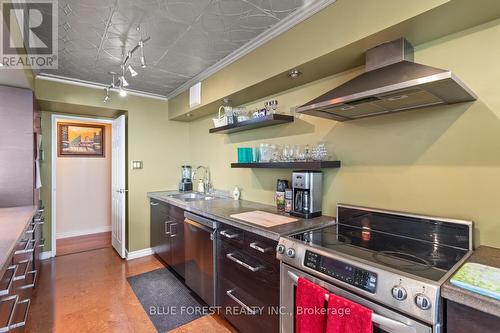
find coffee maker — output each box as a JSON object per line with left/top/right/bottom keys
{"left": 291, "top": 170, "right": 322, "bottom": 218}
{"left": 179, "top": 165, "right": 193, "bottom": 192}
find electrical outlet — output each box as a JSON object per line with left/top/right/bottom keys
{"left": 131, "top": 160, "right": 143, "bottom": 169}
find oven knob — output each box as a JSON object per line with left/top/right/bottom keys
{"left": 285, "top": 248, "right": 296, "bottom": 258}
{"left": 415, "top": 294, "right": 432, "bottom": 310}
{"left": 276, "top": 244, "right": 286, "bottom": 254}
{"left": 391, "top": 286, "right": 407, "bottom": 301}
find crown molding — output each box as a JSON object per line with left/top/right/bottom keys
{"left": 165, "top": 0, "right": 337, "bottom": 99}
{"left": 36, "top": 73, "right": 168, "bottom": 101}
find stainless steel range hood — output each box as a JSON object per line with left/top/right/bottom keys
{"left": 297, "top": 38, "right": 476, "bottom": 121}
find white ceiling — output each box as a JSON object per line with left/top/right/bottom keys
{"left": 38, "top": 0, "right": 324, "bottom": 97}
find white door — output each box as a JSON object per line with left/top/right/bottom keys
{"left": 112, "top": 115, "right": 126, "bottom": 258}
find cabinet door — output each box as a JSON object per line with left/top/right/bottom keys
{"left": 158, "top": 218, "right": 172, "bottom": 265}
{"left": 0, "top": 86, "right": 35, "bottom": 207}
{"left": 150, "top": 200, "right": 167, "bottom": 257}
{"left": 169, "top": 217, "right": 185, "bottom": 278}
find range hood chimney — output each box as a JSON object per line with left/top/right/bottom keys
{"left": 297, "top": 38, "right": 476, "bottom": 121}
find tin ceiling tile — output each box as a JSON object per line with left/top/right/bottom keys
{"left": 40, "top": 0, "right": 319, "bottom": 96}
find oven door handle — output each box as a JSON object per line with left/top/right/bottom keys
{"left": 287, "top": 271, "right": 416, "bottom": 333}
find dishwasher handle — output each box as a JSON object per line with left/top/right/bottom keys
{"left": 185, "top": 218, "right": 214, "bottom": 234}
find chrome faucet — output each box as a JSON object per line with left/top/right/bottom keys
{"left": 194, "top": 166, "right": 212, "bottom": 194}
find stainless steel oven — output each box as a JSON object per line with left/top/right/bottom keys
{"left": 281, "top": 263, "right": 432, "bottom": 333}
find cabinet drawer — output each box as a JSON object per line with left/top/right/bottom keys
{"left": 0, "top": 266, "right": 17, "bottom": 297}
{"left": 150, "top": 199, "right": 169, "bottom": 213}
{"left": 218, "top": 242, "right": 279, "bottom": 307}
{"left": 219, "top": 277, "right": 279, "bottom": 333}
{"left": 218, "top": 227, "right": 244, "bottom": 248}
{"left": 446, "top": 300, "right": 500, "bottom": 333}
{"left": 0, "top": 295, "right": 30, "bottom": 333}
{"left": 243, "top": 232, "right": 277, "bottom": 264}
{"left": 12, "top": 270, "right": 36, "bottom": 301}
{"left": 169, "top": 204, "right": 185, "bottom": 221}
{"left": 12, "top": 239, "right": 36, "bottom": 265}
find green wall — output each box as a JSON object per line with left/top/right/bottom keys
{"left": 189, "top": 19, "right": 500, "bottom": 248}
{"left": 35, "top": 10, "right": 500, "bottom": 253}
{"left": 36, "top": 82, "right": 190, "bottom": 252}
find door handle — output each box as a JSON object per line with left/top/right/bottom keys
{"left": 150, "top": 202, "right": 159, "bottom": 206}
{"left": 220, "top": 230, "right": 240, "bottom": 239}
{"left": 165, "top": 221, "right": 172, "bottom": 235}
{"left": 170, "top": 223, "right": 178, "bottom": 237}
{"left": 249, "top": 242, "right": 272, "bottom": 253}
{"left": 287, "top": 271, "right": 417, "bottom": 333}
{"left": 226, "top": 253, "right": 262, "bottom": 272}
{"left": 226, "top": 290, "right": 257, "bottom": 315}
{"left": 185, "top": 218, "right": 213, "bottom": 233}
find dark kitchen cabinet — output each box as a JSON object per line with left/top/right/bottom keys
{"left": 169, "top": 205, "right": 185, "bottom": 278}
{"left": 217, "top": 224, "right": 279, "bottom": 333}
{"left": 150, "top": 199, "right": 171, "bottom": 264}
{"left": 446, "top": 300, "right": 500, "bottom": 333}
{"left": 0, "top": 85, "right": 41, "bottom": 208}
{"left": 149, "top": 199, "right": 185, "bottom": 278}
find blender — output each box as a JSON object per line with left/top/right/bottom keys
{"left": 179, "top": 165, "right": 193, "bottom": 192}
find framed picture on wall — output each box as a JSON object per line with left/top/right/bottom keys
{"left": 58, "top": 123, "right": 105, "bottom": 157}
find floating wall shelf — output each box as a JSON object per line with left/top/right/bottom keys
{"left": 209, "top": 114, "right": 294, "bottom": 134}
{"left": 231, "top": 161, "right": 341, "bottom": 169}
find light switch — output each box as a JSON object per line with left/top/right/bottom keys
{"left": 131, "top": 160, "right": 143, "bottom": 170}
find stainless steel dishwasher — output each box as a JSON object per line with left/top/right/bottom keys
{"left": 184, "top": 211, "right": 218, "bottom": 306}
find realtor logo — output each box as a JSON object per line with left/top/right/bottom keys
{"left": 1, "top": 0, "right": 58, "bottom": 69}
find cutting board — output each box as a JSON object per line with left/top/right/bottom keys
{"left": 230, "top": 210, "right": 298, "bottom": 227}
{"left": 450, "top": 263, "right": 500, "bottom": 300}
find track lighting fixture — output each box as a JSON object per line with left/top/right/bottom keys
{"left": 101, "top": 26, "right": 150, "bottom": 102}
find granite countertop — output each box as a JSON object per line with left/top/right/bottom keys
{"left": 0, "top": 206, "right": 37, "bottom": 279}
{"left": 147, "top": 191, "right": 335, "bottom": 241}
{"left": 441, "top": 246, "right": 500, "bottom": 317}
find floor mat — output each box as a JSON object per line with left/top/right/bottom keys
{"left": 127, "top": 268, "right": 205, "bottom": 332}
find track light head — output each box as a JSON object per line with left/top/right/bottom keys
{"left": 120, "top": 75, "right": 129, "bottom": 87}
{"left": 127, "top": 64, "right": 138, "bottom": 77}
{"left": 139, "top": 40, "right": 146, "bottom": 68}
{"left": 103, "top": 88, "right": 110, "bottom": 103}
{"left": 119, "top": 86, "right": 127, "bottom": 97}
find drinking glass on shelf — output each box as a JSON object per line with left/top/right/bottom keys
{"left": 260, "top": 143, "right": 270, "bottom": 162}
{"left": 252, "top": 146, "right": 260, "bottom": 162}
{"left": 311, "top": 143, "right": 329, "bottom": 161}
{"left": 295, "top": 145, "right": 305, "bottom": 161}
{"left": 270, "top": 144, "right": 280, "bottom": 162}
{"left": 304, "top": 144, "right": 311, "bottom": 161}
{"left": 288, "top": 145, "right": 295, "bottom": 161}
{"left": 264, "top": 101, "right": 271, "bottom": 115}
{"left": 271, "top": 100, "right": 278, "bottom": 114}
{"left": 282, "top": 144, "right": 290, "bottom": 161}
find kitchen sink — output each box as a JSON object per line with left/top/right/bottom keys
{"left": 167, "top": 193, "right": 216, "bottom": 202}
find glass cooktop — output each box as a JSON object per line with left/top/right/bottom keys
{"left": 290, "top": 205, "right": 471, "bottom": 282}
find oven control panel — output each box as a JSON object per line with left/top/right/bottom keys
{"left": 304, "top": 250, "right": 377, "bottom": 293}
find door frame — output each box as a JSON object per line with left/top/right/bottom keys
{"left": 50, "top": 114, "right": 117, "bottom": 257}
